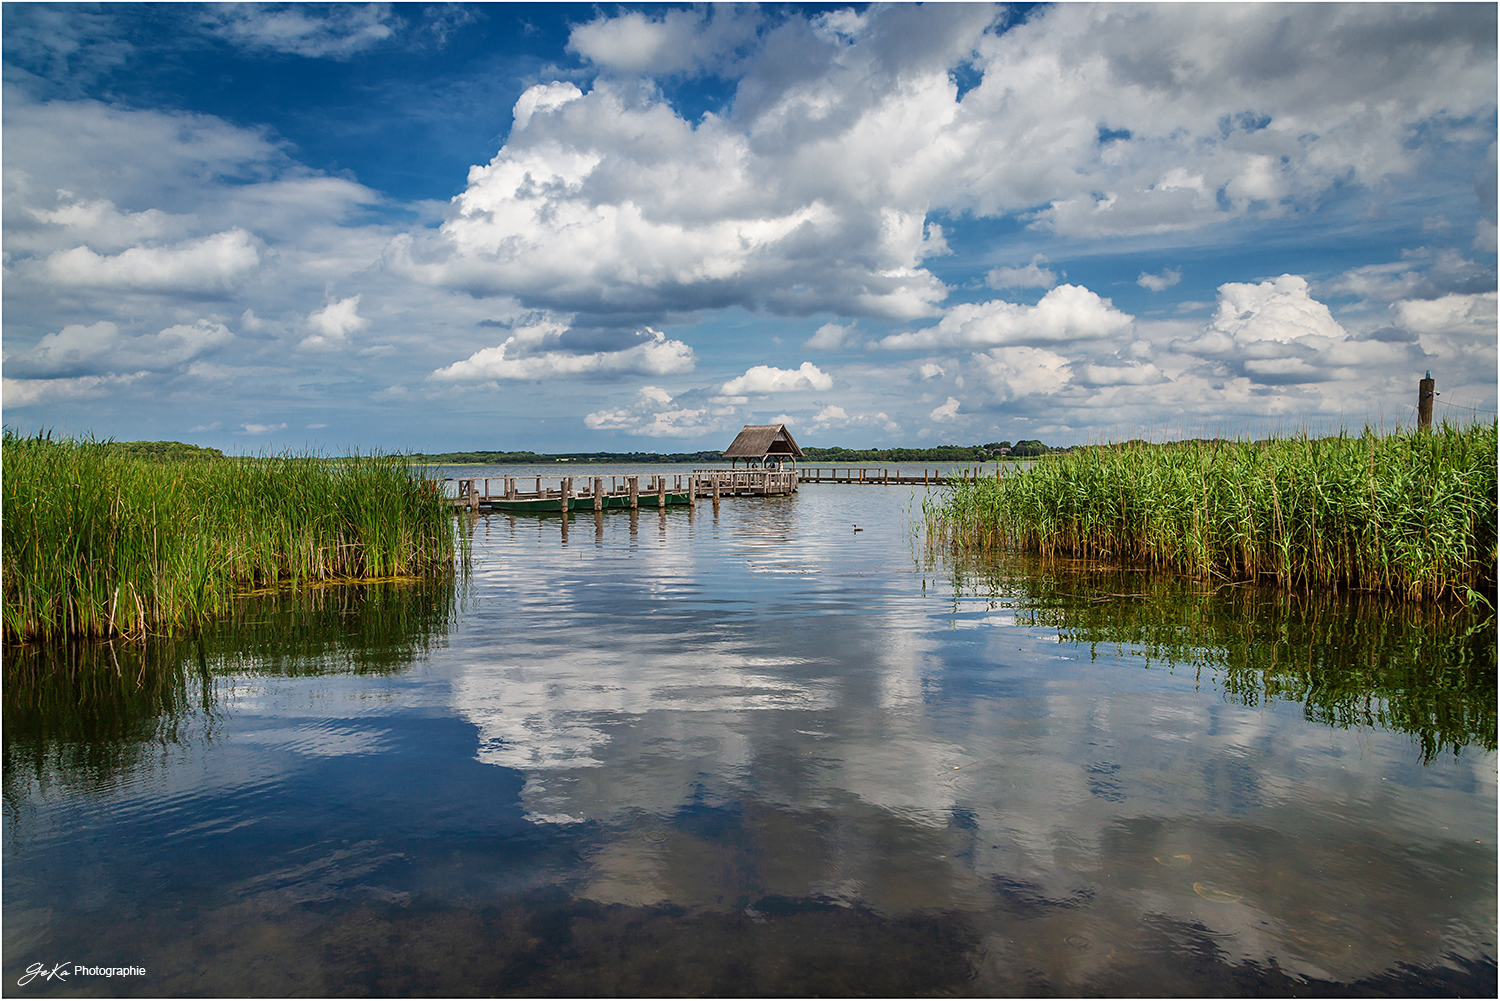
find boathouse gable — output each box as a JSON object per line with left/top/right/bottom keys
{"left": 722, "top": 424, "right": 804, "bottom": 467}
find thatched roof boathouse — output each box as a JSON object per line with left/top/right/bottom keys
{"left": 692, "top": 424, "right": 801, "bottom": 497}
{"left": 722, "top": 424, "right": 805, "bottom": 469}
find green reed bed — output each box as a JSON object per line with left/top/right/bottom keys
{"left": 927, "top": 422, "right": 1497, "bottom": 602}
{"left": 2, "top": 431, "right": 463, "bottom": 642}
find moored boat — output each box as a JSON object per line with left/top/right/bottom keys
{"left": 485, "top": 491, "right": 692, "bottom": 513}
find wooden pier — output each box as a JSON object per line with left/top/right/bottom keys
{"left": 444, "top": 466, "right": 987, "bottom": 513}
{"left": 445, "top": 468, "right": 800, "bottom": 513}
{"left": 798, "top": 467, "right": 961, "bottom": 485}
{"left": 692, "top": 468, "right": 799, "bottom": 497}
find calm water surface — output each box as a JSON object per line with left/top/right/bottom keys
{"left": 4, "top": 482, "right": 1496, "bottom": 996}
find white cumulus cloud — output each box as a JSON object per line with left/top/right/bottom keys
{"left": 6, "top": 318, "right": 233, "bottom": 378}
{"left": 583, "top": 386, "right": 722, "bottom": 438}
{"left": 987, "top": 255, "right": 1056, "bottom": 289}
{"left": 2, "top": 371, "right": 147, "bottom": 408}
{"left": 880, "top": 285, "right": 1134, "bottom": 351}
{"left": 566, "top": 6, "right": 760, "bottom": 76}
{"left": 1137, "top": 268, "right": 1182, "bottom": 292}
{"left": 1391, "top": 292, "right": 1498, "bottom": 338}
{"left": 929, "top": 396, "right": 962, "bottom": 423}
{"left": 205, "top": 3, "right": 397, "bottom": 59}
{"left": 1206, "top": 275, "right": 1347, "bottom": 346}
{"left": 40, "top": 229, "right": 259, "bottom": 294}
{"left": 973, "top": 347, "right": 1074, "bottom": 402}
{"left": 300, "top": 295, "right": 370, "bottom": 351}
{"left": 719, "top": 362, "right": 833, "bottom": 396}
{"left": 433, "top": 328, "right": 695, "bottom": 383}
{"left": 804, "top": 322, "right": 855, "bottom": 351}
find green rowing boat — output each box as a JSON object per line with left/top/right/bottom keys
{"left": 482, "top": 491, "right": 692, "bottom": 513}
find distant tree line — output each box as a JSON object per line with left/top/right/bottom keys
{"left": 87, "top": 440, "right": 1078, "bottom": 466}
{"left": 805, "top": 445, "right": 991, "bottom": 462}
{"left": 97, "top": 440, "right": 228, "bottom": 462}
{"left": 407, "top": 443, "right": 1070, "bottom": 464}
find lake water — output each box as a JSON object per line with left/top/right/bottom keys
{"left": 4, "top": 478, "right": 1496, "bottom": 996}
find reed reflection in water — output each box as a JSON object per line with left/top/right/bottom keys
{"left": 2, "top": 484, "right": 1494, "bottom": 996}
{"left": 943, "top": 552, "right": 1497, "bottom": 762}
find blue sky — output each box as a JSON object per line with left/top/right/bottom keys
{"left": 3, "top": 2, "right": 1495, "bottom": 453}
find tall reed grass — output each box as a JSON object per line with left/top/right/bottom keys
{"left": 2, "top": 431, "right": 463, "bottom": 641}
{"left": 926, "top": 422, "right": 1497, "bottom": 602}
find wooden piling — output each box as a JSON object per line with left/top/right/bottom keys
{"left": 594, "top": 477, "right": 603, "bottom": 511}
{"left": 1419, "top": 370, "right": 1435, "bottom": 431}
{"left": 629, "top": 476, "right": 639, "bottom": 509}
{"left": 657, "top": 476, "right": 666, "bottom": 509}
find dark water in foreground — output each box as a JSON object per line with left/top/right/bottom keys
{"left": 4, "top": 484, "right": 1496, "bottom": 996}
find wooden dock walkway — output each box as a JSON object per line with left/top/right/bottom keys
{"left": 443, "top": 466, "right": 984, "bottom": 512}
{"left": 445, "top": 468, "right": 801, "bottom": 513}
{"left": 798, "top": 467, "right": 959, "bottom": 485}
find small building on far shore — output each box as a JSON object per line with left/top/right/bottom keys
{"left": 723, "top": 423, "right": 804, "bottom": 469}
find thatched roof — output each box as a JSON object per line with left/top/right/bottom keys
{"left": 723, "top": 423, "right": 804, "bottom": 458}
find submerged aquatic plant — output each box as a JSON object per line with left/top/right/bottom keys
{"left": 926, "top": 422, "right": 1498, "bottom": 602}
{"left": 2, "top": 431, "right": 464, "bottom": 641}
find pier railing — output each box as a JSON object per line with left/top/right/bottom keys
{"left": 691, "top": 468, "right": 799, "bottom": 497}
{"left": 442, "top": 469, "right": 801, "bottom": 512}
{"left": 445, "top": 473, "right": 701, "bottom": 511}
{"left": 441, "top": 466, "right": 992, "bottom": 511}
{"left": 799, "top": 467, "right": 957, "bottom": 485}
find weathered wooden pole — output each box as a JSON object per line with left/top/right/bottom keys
{"left": 657, "top": 476, "right": 666, "bottom": 509}
{"left": 593, "top": 477, "right": 603, "bottom": 512}
{"left": 1418, "top": 370, "right": 1435, "bottom": 431}
{"left": 629, "top": 475, "right": 639, "bottom": 509}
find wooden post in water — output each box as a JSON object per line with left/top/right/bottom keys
{"left": 1418, "top": 370, "right": 1435, "bottom": 431}
{"left": 469, "top": 478, "right": 479, "bottom": 512}
{"left": 535, "top": 475, "right": 542, "bottom": 497}
{"left": 657, "top": 476, "right": 666, "bottom": 509}
{"left": 629, "top": 476, "right": 639, "bottom": 509}
{"left": 594, "top": 477, "right": 603, "bottom": 512}
{"left": 561, "top": 476, "right": 572, "bottom": 514}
